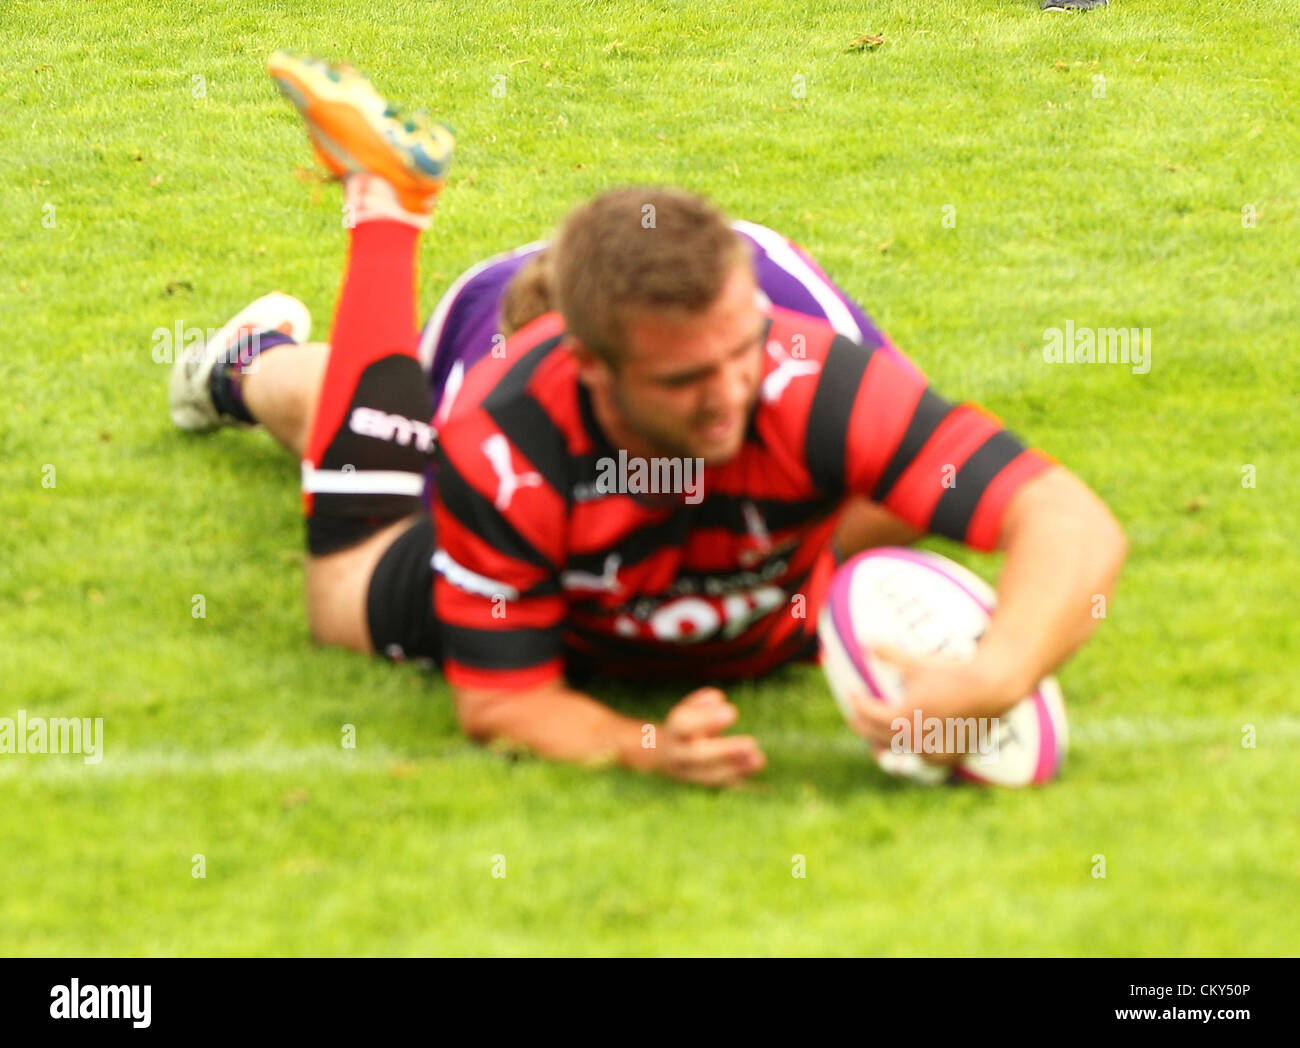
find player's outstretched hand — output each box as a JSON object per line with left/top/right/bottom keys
{"left": 656, "top": 687, "right": 766, "bottom": 787}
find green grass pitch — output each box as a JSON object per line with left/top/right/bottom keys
{"left": 2, "top": 0, "right": 1298, "bottom": 956}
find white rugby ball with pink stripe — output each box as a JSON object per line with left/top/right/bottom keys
{"left": 817, "top": 548, "right": 1068, "bottom": 787}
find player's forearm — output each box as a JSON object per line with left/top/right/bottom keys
{"left": 455, "top": 683, "right": 658, "bottom": 773}
{"left": 976, "top": 468, "right": 1127, "bottom": 712}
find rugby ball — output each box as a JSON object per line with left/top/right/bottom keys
{"left": 817, "top": 548, "right": 1068, "bottom": 787}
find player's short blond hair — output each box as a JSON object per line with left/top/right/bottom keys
{"left": 500, "top": 187, "right": 751, "bottom": 362}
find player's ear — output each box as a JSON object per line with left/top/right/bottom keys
{"left": 568, "top": 337, "right": 612, "bottom": 388}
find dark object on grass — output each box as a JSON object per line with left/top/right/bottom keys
{"left": 1042, "top": 0, "right": 1108, "bottom": 9}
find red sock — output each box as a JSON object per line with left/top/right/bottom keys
{"left": 301, "top": 217, "right": 435, "bottom": 554}
{"left": 305, "top": 220, "right": 420, "bottom": 476}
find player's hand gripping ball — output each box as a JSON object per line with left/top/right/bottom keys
{"left": 817, "top": 548, "right": 1068, "bottom": 786}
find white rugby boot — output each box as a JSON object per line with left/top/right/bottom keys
{"left": 167, "top": 291, "right": 311, "bottom": 431}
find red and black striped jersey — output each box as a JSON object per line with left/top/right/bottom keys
{"left": 432, "top": 306, "right": 1053, "bottom": 691}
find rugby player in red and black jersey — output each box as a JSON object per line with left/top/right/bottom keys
{"left": 170, "top": 54, "right": 1126, "bottom": 787}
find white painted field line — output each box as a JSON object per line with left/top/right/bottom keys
{"left": 1067, "top": 714, "right": 1300, "bottom": 746}
{"left": 770, "top": 714, "right": 1300, "bottom": 753}
{"left": 0, "top": 745, "right": 474, "bottom": 781}
{"left": 1, "top": 716, "right": 1296, "bottom": 781}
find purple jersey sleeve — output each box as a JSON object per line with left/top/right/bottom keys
{"left": 731, "top": 219, "right": 920, "bottom": 377}
{"left": 417, "top": 240, "right": 547, "bottom": 413}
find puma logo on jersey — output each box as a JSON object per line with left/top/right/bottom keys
{"left": 761, "top": 339, "right": 821, "bottom": 403}
{"left": 349, "top": 407, "right": 436, "bottom": 453}
{"left": 561, "top": 553, "right": 623, "bottom": 594}
{"left": 482, "top": 433, "right": 544, "bottom": 511}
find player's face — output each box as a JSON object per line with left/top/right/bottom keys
{"left": 608, "top": 264, "right": 766, "bottom": 465}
